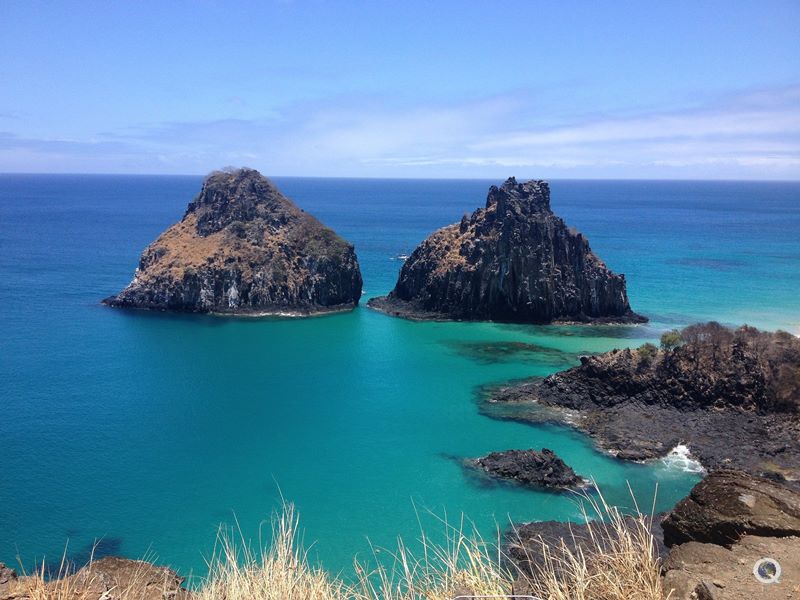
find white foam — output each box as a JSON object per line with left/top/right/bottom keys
{"left": 661, "top": 444, "right": 706, "bottom": 474}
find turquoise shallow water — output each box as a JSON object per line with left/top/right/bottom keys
{"left": 1, "top": 176, "right": 798, "bottom": 578}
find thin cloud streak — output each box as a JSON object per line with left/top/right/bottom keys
{"left": 1, "top": 85, "right": 798, "bottom": 178}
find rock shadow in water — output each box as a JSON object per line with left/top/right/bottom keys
{"left": 666, "top": 257, "right": 747, "bottom": 270}
{"left": 443, "top": 340, "right": 581, "bottom": 367}
{"left": 38, "top": 537, "right": 123, "bottom": 579}
{"left": 495, "top": 322, "right": 657, "bottom": 340}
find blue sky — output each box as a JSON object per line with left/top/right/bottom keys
{"left": 1, "top": 1, "right": 799, "bottom": 178}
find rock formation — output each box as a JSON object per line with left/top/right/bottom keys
{"left": 0, "top": 557, "right": 190, "bottom": 600}
{"left": 470, "top": 448, "right": 583, "bottom": 490}
{"left": 505, "top": 473, "right": 800, "bottom": 599}
{"left": 506, "top": 515, "right": 668, "bottom": 575}
{"left": 659, "top": 472, "right": 800, "bottom": 600}
{"left": 661, "top": 470, "right": 800, "bottom": 548}
{"left": 104, "top": 168, "right": 363, "bottom": 315}
{"left": 484, "top": 323, "right": 800, "bottom": 481}
{"left": 368, "top": 177, "right": 644, "bottom": 324}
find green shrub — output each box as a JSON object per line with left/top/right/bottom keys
{"left": 637, "top": 343, "right": 659, "bottom": 362}
{"left": 660, "top": 329, "right": 682, "bottom": 351}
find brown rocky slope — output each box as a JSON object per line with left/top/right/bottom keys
{"left": 368, "top": 177, "right": 645, "bottom": 324}
{"left": 104, "top": 168, "right": 363, "bottom": 315}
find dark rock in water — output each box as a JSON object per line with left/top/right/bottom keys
{"left": 661, "top": 470, "right": 800, "bottom": 548}
{"left": 368, "top": 177, "right": 645, "bottom": 324}
{"left": 104, "top": 168, "right": 363, "bottom": 315}
{"left": 485, "top": 323, "right": 800, "bottom": 482}
{"left": 471, "top": 448, "right": 583, "bottom": 490}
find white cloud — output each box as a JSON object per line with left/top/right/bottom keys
{"left": 2, "top": 85, "right": 799, "bottom": 178}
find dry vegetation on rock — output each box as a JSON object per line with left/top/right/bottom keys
{"left": 1, "top": 498, "right": 667, "bottom": 600}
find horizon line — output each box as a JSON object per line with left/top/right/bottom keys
{"left": 1, "top": 171, "right": 799, "bottom": 184}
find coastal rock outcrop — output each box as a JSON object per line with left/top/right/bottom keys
{"left": 504, "top": 473, "right": 800, "bottom": 599}
{"left": 470, "top": 448, "right": 583, "bottom": 490}
{"left": 484, "top": 323, "right": 800, "bottom": 481}
{"left": 506, "top": 514, "right": 667, "bottom": 572}
{"left": 661, "top": 535, "right": 800, "bottom": 600}
{"left": 368, "top": 177, "right": 645, "bottom": 324}
{"left": 0, "top": 557, "right": 190, "bottom": 600}
{"left": 659, "top": 472, "right": 800, "bottom": 599}
{"left": 661, "top": 470, "right": 800, "bottom": 548}
{"left": 104, "top": 168, "right": 363, "bottom": 315}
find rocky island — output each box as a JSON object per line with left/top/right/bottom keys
{"left": 104, "top": 168, "right": 363, "bottom": 315}
{"left": 368, "top": 177, "right": 645, "bottom": 324}
{"left": 485, "top": 322, "right": 800, "bottom": 483}
{"left": 469, "top": 448, "right": 585, "bottom": 490}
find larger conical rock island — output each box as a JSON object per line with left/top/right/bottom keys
{"left": 368, "top": 177, "right": 644, "bottom": 323}
{"left": 104, "top": 168, "right": 363, "bottom": 315}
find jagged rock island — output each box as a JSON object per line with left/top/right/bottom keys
{"left": 368, "top": 177, "right": 645, "bottom": 324}
{"left": 104, "top": 168, "right": 363, "bottom": 315}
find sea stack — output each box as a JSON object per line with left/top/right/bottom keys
{"left": 368, "top": 177, "right": 645, "bottom": 324}
{"left": 104, "top": 168, "right": 363, "bottom": 315}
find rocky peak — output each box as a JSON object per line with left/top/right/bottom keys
{"left": 186, "top": 168, "right": 294, "bottom": 236}
{"left": 486, "top": 177, "right": 551, "bottom": 217}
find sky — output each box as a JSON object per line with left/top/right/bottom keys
{"left": 1, "top": 1, "right": 799, "bottom": 179}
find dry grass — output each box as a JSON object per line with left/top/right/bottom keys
{"left": 510, "top": 490, "right": 667, "bottom": 600}
{"left": 15, "top": 550, "right": 152, "bottom": 600}
{"left": 11, "top": 490, "right": 668, "bottom": 600}
{"left": 192, "top": 505, "right": 348, "bottom": 600}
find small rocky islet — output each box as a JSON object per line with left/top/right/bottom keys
{"left": 468, "top": 447, "right": 585, "bottom": 491}
{"left": 369, "top": 177, "right": 646, "bottom": 324}
{"left": 104, "top": 168, "right": 363, "bottom": 315}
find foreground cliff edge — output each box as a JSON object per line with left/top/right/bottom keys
{"left": 3, "top": 474, "right": 798, "bottom": 600}
{"left": 369, "top": 177, "right": 645, "bottom": 324}
{"left": 103, "top": 168, "right": 363, "bottom": 315}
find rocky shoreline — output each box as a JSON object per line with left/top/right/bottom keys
{"left": 508, "top": 471, "right": 800, "bottom": 599}
{"left": 368, "top": 294, "right": 647, "bottom": 325}
{"left": 482, "top": 323, "right": 800, "bottom": 485}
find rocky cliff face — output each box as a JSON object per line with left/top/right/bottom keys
{"left": 368, "top": 177, "right": 644, "bottom": 323}
{"left": 485, "top": 323, "right": 800, "bottom": 480}
{"left": 104, "top": 168, "right": 363, "bottom": 315}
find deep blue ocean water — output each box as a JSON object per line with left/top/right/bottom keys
{"left": 1, "top": 175, "right": 798, "bottom": 579}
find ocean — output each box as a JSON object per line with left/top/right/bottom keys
{"left": 1, "top": 175, "right": 798, "bottom": 578}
